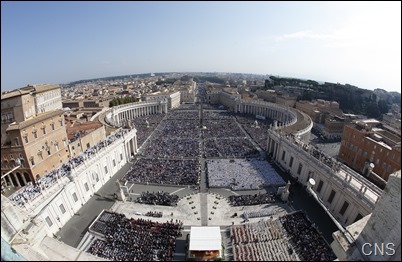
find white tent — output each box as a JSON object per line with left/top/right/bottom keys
{"left": 189, "top": 226, "right": 222, "bottom": 251}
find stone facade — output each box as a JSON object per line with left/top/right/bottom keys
{"left": 266, "top": 129, "right": 382, "bottom": 227}
{"left": 331, "top": 171, "right": 401, "bottom": 261}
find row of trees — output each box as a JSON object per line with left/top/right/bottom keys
{"left": 109, "top": 96, "right": 138, "bottom": 107}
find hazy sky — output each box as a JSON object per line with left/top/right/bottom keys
{"left": 1, "top": 1, "right": 401, "bottom": 92}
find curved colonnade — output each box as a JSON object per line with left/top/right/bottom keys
{"left": 102, "top": 100, "right": 168, "bottom": 128}
{"left": 99, "top": 96, "right": 313, "bottom": 143}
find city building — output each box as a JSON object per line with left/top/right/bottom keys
{"left": 295, "top": 99, "right": 343, "bottom": 123}
{"left": 315, "top": 114, "right": 362, "bottom": 141}
{"left": 66, "top": 121, "right": 106, "bottom": 158}
{"left": 338, "top": 119, "right": 401, "bottom": 183}
{"left": 143, "top": 91, "right": 181, "bottom": 109}
{"left": 1, "top": 85, "right": 70, "bottom": 188}
{"left": 255, "top": 90, "right": 297, "bottom": 107}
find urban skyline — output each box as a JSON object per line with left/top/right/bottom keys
{"left": 1, "top": 1, "right": 401, "bottom": 93}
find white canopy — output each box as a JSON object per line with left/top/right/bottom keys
{"left": 189, "top": 226, "right": 222, "bottom": 251}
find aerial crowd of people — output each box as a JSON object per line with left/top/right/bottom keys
{"left": 131, "top": 114, "right": 165, "bottom": 148}
{"left": 87, "top": 211, "right": 183, "bottom": 261}
{"left": 286, "top": 134, "right": 341, "bottom": 172}
{"left": 228, "top": 192, "right": 276, "bottom": 206}
{"left": 231, "top": 219, "right": 297, "bottom": 261}
{"left": 9, "top": 129, "right": 129, "bottom": 207}
{"left": 236, "top": 113, "right": 273, "bottom": 149}
{"left": 124, "top": 158, "right": 200, "bottom": 186}
{"left": 279, "top": 211, "right": 336, "bottom": 261}
{"left": 136, "top": 191, "right": 179, "bottom": 206}
{"left": 207, "top": 158, "right": 285, "bottom": 190}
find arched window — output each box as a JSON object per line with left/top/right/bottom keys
{"left": 10, "top": 173, "right": 18, "bottom": 187}
{"left": 24, "top": 173, "right": 31, "bottom": 183}
{"left": 16, "top": 172, "right": 25, "bottom": 186}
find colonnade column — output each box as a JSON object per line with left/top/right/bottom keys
{"left": 13, "top": 173, "right": 21, "bottom": 187}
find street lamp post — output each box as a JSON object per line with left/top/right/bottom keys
{"left": 307, "top": 178, "right": 355, "bottom": 245}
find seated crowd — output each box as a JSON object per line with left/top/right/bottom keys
{"left": 279, "top": 211, "right": 336, "bottom": 261}
{"left": 145, "top": 211, "right": 163, "bottom": 218}
{"left": 136, "top": 191, "right": 179, "bottom": 206}
{"left": 153, "top": 119, "right": 199, "bottom": 138}
{"left": 124, "top": 158, "right": 200, "bottom": 186}
{"left": 236, "top": 113, "right": 273, "bottom": 149}
{"left": 203, "top": 111, "right": 233, "bottom": 120}
{"left": 204, "top": 138, "right": 259, "bottom": 158}
{"left": 142, "top": 138, "right": 199, "bottom": 158}
{"left": 229, "top": 192, "right": 276, "bottom": 206}
{"left": 165, "top": 110, "right": 198, "bottom": 120}
{"left": 131, "top": 114, "right": 165, "bottom": 147}
{"left": 230, "top": 219, "right": 297, "bottom": 261}
{"left": 87, "top": 211, "right": 183, "bottom": 261}
{"left": 203, "top": 119, "right": 245, "bottom": 138}
{"left": 207, "top": 159, "right": 285, "bottom": 190}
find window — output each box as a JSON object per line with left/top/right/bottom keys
{"left": 50, "top": 123, "right": 55, "bottom": 130}
{"left": 297, "top": 163, "right": 303, "bottom": 175}
{"left": 317, "top": 180, "right": 324, "bottom": 193}
{"left": 339, "top": 201, "right": 349, "bottom": 216}
{"left": 14, "top": 138, "right": 19, "bottom": 146}
{"left": 42, "top": 127, "right": 46, "bottom": 135}
{"left": 113, "top": 159, "right": 116, "bottom": 167}
{"left": 59, "top": 204, "right": 66, "bottom": 214}
{"left": 289, "top": 157, "right": 294, "bottom": 168}
{"left": 87, "top": 143, "right": 90, "bottom": 149}
{"left": 104, "top": 166, "right": 108, "bottom": 174}
{"left": 84, "top": 182, "right": 89, "bottom": 191}
{"left": 354, "top": 213, "right": 363, "bottom": 223}
{"left": 45, "top": 216, "right": 53, "bottom": 227}
{"left": 95, "top": 174, "right": 99, "bottom": 182}
{"left": 24, "top": 135, "right": 28, "bottom": 144}
{"left": 281, "top": 151, "right": 286, "bottom": 161}
{"left": 328, "top": 190, "right": 336, "bottom": 204}
{"left": 72, "top": 192, "right": 78, "bottom": 202}
{"left": 30, "top": 157, "right": 35, "bottom": 166}
{"left": 120, "top": 153, "right": 123, "bottom": 160}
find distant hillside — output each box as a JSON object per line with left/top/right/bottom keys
{"left": 266, "top": 76, "right": 401, "bottom": 118}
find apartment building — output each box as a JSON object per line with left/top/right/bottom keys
{"left": 1, "top": 85, "right": 70, "bottom": 188}
{"left": 296, "top": 99, "right": 343, "bottom": 123}
{"left": 338, "top": 119, "right": 401, "bottom": 182}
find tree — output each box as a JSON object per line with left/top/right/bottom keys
{"left": 378, "top": 99, "right": 389, "bottom": 114}
{"left": 364, "top": 101, "right": 381, "bottom": 118}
